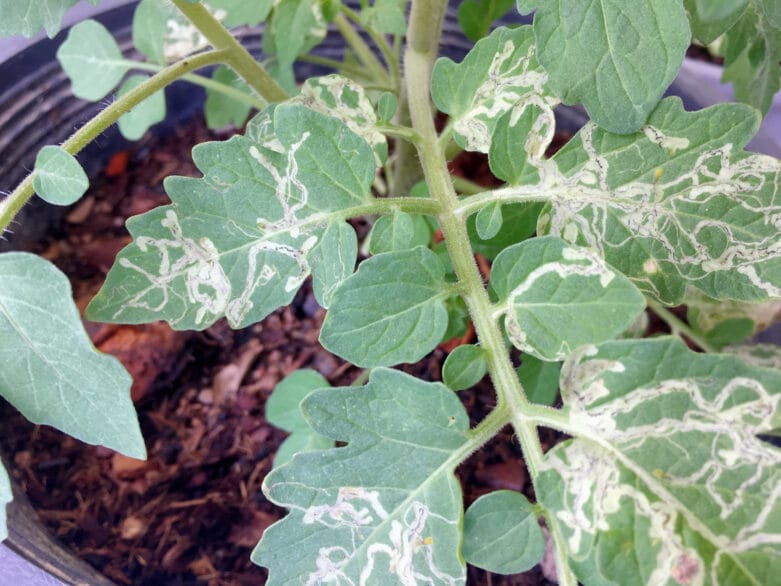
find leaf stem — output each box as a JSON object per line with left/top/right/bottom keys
{"left": 404, "top": 1, "right": 577, "bottom": 582}
{"left": 119, "top": 59, "right": 267, "bottom": 110}
{"left": 171, "top": 0, "right": 288, "bottom": 102}
{"left": 376, "top": 123, "right": 422, "bottom": 144}
{"left": 454, "top": 185, "right": 552, "bottom": 217}
{"left": 332, "top": 13, "right": 392, "bottom": 88}
{"left": 451, "top": 175, "right": 488, "bottom": 195}
{"left": 0, "top": 49, "right": 230, "bottom": 235}
{"left": 646, "top": 298, "right": 717, "bottom": 353}
{"left": 294, "top": 54, "right": 371, "bottom": 80}
{"left": 340, "top": 5, "right": 400, "bottom": 90}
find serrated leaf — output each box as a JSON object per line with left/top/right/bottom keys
{"left": 204, "top": 65, "right": 253, "bottom": 129}
{"left": 0, "top": 0, "right": 80, "bottom": 38}
{"left": 57, "top": 19, "right": 129, "bottom": 101}
{"left": 534, "top": 98, "right": 781, "bottom": 305}
{"left": 725, "top": 342, "right": 781, "bottom": 369}
{"left": 491, "top": 236, "right": 646, "bottom": 361}
{"left": 320, "top": 247, "right": 450, "bottom": 367}
{"left": 458, "top": 0, "right": 515, "bottom": 42}
{"left": 360, "top": 0, "right": 407, "bottom": 35}
{"left": 475, "top": 202, "right": 503, "bottom": 240}
{"left": 517, "top": 354, "right": 560, "bottom": 405}
{"left": 266, "top": 369, "right": 334, "bottom": 468}
{"left": 87, "top": 104, "right": 374, "bottom": 330}
{"left": 467, "top": 203, "right": 542, "bottom": 260}
{"left": 531, "top": 0, "right": 690, "bottom": 133}
{"left": 264, "top": 0, "right": 327, "bottom": 91}
{"left": 720, "top": 4, "right": 781, "bottom": 117}
{"left": 462, "top": 490, "right": 544, "bottom": 574}
{"left": 442, "top": 344, "right": 487, "bottom": 391}
{"left": 0, "top": 253, "right": 145, "bottom": 459}
{"left": 33, "top": 146, "right": 88, "bottom": 206}
{"left": 538, "top": 337, "right": 781, "bottom": 585}
{"left": 0, "top": 461, "right": 9, "bottom": 541}
{"left": 117, "top": 75, "right": 166, "bottom": 140}
{"left": 431, "top": 26, "right": 558, "bottom": 153}
{"left": 253, "top": 368, "right": 469, "bottom": 584}
{"left": 291, "top": 74, "right": 387, "bottom": 165}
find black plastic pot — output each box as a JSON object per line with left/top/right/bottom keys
{"left": 1, "top": 3, "right": 779, "bottom": 585}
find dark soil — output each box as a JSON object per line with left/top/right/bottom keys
{"left": 0, "top": 118, "right": 567, "bottom": 585}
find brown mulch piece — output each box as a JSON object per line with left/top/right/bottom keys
{"left": 0, "top": 116, "right": 560, "bottom": 585}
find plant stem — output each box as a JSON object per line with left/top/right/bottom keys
{"left": 451, "top": 175, "right": 488, "bottom": 196}
{"left": 376, "top": 123, "right": 422, "bottom": 144}
{"left": 647, "top": 298, "right": 717, "bottom": 353}
{"left": 404, "top": 1, "right": 577, "bottom": 583}
{"left": 121, "top": 60, "right": 266, "bottom": 110}
{"left": 294, "top": 54, "right": 371, "bottom": 80}
{"left": 0, "top": 49, "right": 229, "bottom": 235}
{"left": 340, "top": 5, "right": 400, "bottom": 90}
{"left": 171, "top": 0, "right": 288, "bottom": 103}
{"left": 332, "top": 13, "right": 392, "bottom": 88}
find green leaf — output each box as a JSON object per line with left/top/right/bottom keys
{"left": 291, "top": 74, "right": 387, "bottom": 165}
{"left": 764, "top": 0, "right": 781, "bottom": 27}
{"left": 462, "top": 490, "right": 544, "bottom": 574}
{"left": 87, "top": 104, "right": 374, "bottom": 330}
{"left": 489, "top": 102, "right": 555, "bottom": 186}
{"left": 266, "top": 369, "right": 334, "bottom": 468}
{"left": 538, "top": 337, "right": 781, "bottom": 585}
{"left": 695, "top": 0, "right": 747, "bottom": 21}
{"left": 133, "top": 0, "right": 212, "bottom": 63}
{"left": 0, "top": 0, "right": 79, "bottom": 38}
{"left": 535, "top": 98, "right": 781, "bottom": 305}
{"left": 368, "top": 211, "right": 430, "bottom": 254}
{"left": 0, "top": 253, "right": 145, "bottom": 459}
{"left": 377, "top": 92, "right": 397, "bottom": 122}
{"left": 0, "top": 461, "right": 10, "bottom": 542}
{"left": 57, "top": 19, "right": 129, "bottom": 101}
{"left": 431, "top": 26, "right": 558, "bottom": 153}
{"left": 204, "top": 65, "right": 253, "bottom": 129}
{"left": 360, "top": 0, "right": 407, "bottom": 35}
{"left": 491, "top": 236, "right": 646, "bottom": 361}
{"left": 475, "top": 202, "right": 503, "bottom": 240}
{"left": 264, "top": 0, "right": 327, "bottom": 91}
{"left": 458, "top": 0, "right": 515, "bottom": 42}
{"left": 116, "top": 75, "right": 166, "bottom": 140}
{"left": 442, "top": 294, "right": 470, "bottom": 341}
{"left": 467, "top": 203, "right": 542, "bottom": 260}
{"left": 309, "top": 220, "right": 358, "bottom": 309}
{"left": 686, "top": 290, "right": 781, "bottom": 349}
{"left": 33, "top": 146, "right": 88, "bottom": 206}
{"left": 720, "top": 4, "right": 781, "bottom": 117}
{"left": 443, "top": 344, "right": 487, "bottom": 391}
{"left": 209, "top": 0, "right": 274, "bottom": 26}
{"left": 684, "top": 0, "right": 743, "bottom": 42}
{"left": 253, "top": 368, "right": 469, "bottom": 584}
{"left": 320, "top": 247, "right": 450, "bottom": 367}
{"left": 517, "top": 354, "right": 560, "bottom": 406}
{"left": 531, "top": 0, "right": 690, "bottom": 133}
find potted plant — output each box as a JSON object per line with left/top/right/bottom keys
{"left": 1, "top": 0, "right": 780, "bottom": 584}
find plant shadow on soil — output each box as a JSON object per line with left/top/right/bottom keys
{"left": 0, "top": 117, "right": 559, "bottom": 586}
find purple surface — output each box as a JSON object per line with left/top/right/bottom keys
{"left": 0, "top": 545, "right": 65, "bottom": 585}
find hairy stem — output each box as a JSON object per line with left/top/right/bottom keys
{"left": 404, "top": 1, "right": 577, "bottom": 583}
{"left": 172, "top": 0, "right": 288, "bottom": 102}
{"left": 0, "top": 50, "right": 229, "bottom": 234}
{"left": 120, "top": 60, "right": 266, "bottom": 110}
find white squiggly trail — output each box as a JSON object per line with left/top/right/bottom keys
{"left": 548, "top": 346, "right": 781, "bottom": 585}
{"left": 276, "top": 487, "right": 460, "bottom": 585}
{"left": 117, "top": 210, "right": 231, "bottom": 325}
{"left": 495, "top": 246, "right": 617, "bottom": 360}
{"left": 456, "top": 41, "right": 559, "bottom": 153}
{"left": 116, "top": 131, "right": 322, "bottom": 327}
{"left": 535, "top": 120, "right": 781, "bottom": 302}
